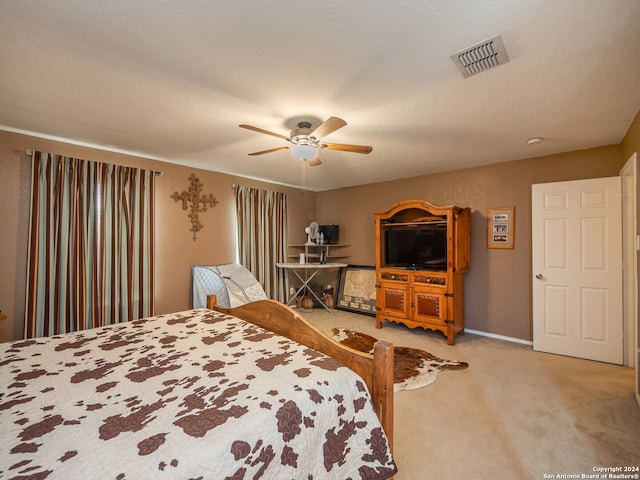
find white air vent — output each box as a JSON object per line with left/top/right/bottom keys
{"left": 451, "top": 35, "right": 509, "bottom": 78}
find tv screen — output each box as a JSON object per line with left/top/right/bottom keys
{"left": 384, "top": 225, "right": 447, "bottom": 270}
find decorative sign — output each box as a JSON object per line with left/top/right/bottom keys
{"left": 487, "top": 207, "right": 515, "bottom": 249}
{"left": 171, "top": 173, "right": 219, "bottom": 241}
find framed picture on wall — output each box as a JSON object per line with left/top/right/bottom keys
{"left": 487, "top": 207, "right": 515, "bottom": 249}
{"left": 335, "top": 265, "right": 377, "bottom": 316}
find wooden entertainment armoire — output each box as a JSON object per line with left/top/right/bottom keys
{"left": 375, "top": 200, "right": 471, "bottom": 345}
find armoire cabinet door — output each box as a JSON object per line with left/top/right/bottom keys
{"left": 379, "top": 284, "right": 410, "bottom": 318}
{"left": 412, "top": 288, "right": 446, "bottom": 325}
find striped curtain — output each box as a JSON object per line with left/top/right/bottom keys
{"left": 235, "top": 186, "right": 288, "bottom": 302}
{"left": 25, "top": 151, "right": 155, "bottom": 338}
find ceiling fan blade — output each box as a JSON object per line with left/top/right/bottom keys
{"left": 323, "top": 143, "right": 373, "bottom": 154}
{"left": 308, "top": 157, "right": 322, "bottom": 167}
{"left": 248, "top": 146, "right": 290, "bottom": 156}
{"left": 309, "top": 116, "right": 347, "bottom": 139}
{"left": 239, "top": 124, "right": 290, "bottom": 141}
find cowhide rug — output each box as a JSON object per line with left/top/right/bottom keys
{"left": 331, "top": 327, "right": 469, "bottom": 391}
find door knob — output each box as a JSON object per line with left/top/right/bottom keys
{"left": 535, "top": 274, "right": 543, "bottom": 280}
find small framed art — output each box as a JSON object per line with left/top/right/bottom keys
{"left": 487, "top": 207, "right": 515, "bottom": 249}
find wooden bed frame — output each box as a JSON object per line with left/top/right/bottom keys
{"left": 206, "top": 295, "right": 394, "bottom": 450}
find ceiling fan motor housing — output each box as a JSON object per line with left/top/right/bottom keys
{"left": 290, "top": 122, "right": 318, "bottom": 146}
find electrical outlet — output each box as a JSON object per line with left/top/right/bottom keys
{"left": 289, "top": 287, "right": 296, "bottom": 295}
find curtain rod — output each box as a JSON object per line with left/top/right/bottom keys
{"left": 25, "top": 149, "right": 163, "bottom": 175}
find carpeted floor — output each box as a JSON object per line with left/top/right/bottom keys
{"left": 300, "top": 308, "right": 640, "bottom": 480}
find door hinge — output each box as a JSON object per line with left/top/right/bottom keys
{"left": 444, "top": 319, "right": 454, "bottom": 324}
{"left": 444, "top": 293, "right": 454, "bottom": 298}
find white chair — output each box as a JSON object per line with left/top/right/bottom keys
{"left": 191, "top": 263, "right": 267, "bottom": 308}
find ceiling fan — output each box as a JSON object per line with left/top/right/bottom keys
{"left": 239, "top": 116, "right": 372, "bottom": 166}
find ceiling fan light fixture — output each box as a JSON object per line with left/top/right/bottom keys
{"left": 290, "top": 144, "right": 318, "bottom": 161}
{"left": 240, "top": 116, "right": 372, "bottom": 164}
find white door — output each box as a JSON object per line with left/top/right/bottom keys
{"left": 532, "top": 177, "right": 623, "bottom": 364}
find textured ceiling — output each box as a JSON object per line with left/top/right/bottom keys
{"left": 1, "top": 1, "right": 639, "bottom": 191}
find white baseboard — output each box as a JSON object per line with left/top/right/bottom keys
{"left": 465, "top": 328, "right": 533, "bottom": 346}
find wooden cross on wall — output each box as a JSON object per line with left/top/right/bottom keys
{"left": 171, "top": 173, "right": 219, "bottom": 241}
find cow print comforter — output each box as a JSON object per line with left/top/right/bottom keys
{"left": 0, "top": 309, "right": 397, "bottom": 479}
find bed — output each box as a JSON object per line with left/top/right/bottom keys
{"left": 0, "top": 296, "right": 396, "bottom": 479}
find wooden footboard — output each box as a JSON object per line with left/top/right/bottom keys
{"left": 206, "top": 295, "right": 394, "bottom": 450}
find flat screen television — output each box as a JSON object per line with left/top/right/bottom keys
{"left": 384, "top": 224, "right": 447, "bottom": 271}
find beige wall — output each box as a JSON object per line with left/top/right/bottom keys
{"left": 0, "top": 130, "right": 316, "bottom": 341}
{"left": 2, "top": 109, "right": 639, "bottom": 343}
{"left": 622, "top": 110, "right": 640, "bottom": 165}
{"left": 620, "top": 111, "right": 640, "bottom": 388}
{"left": 317, "top": 145, "right": 623, "bottom": 341}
